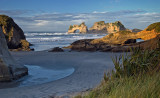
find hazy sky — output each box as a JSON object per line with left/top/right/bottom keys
{"left": 0, "top": 0, "right": 160, "bottom": 31}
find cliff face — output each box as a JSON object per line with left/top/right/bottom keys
{"left": 68, "top": 22, "right": 88, "bottom": 34}
{"left": 0, "top": 15, "right": 30, "bottom": 50}
{"left": 89, "top": 21, "right": 126, "bottom": 33}
{"left": 0, "top": 27, "right": 28, "bottom": 81}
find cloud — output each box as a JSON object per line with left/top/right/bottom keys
{"left": 5, "top": 9, "right": 159, "bottom": 31}
{"left": 0, "top": 9, "right": 32, "bottom": 16}
{"left": 35, "top": 20, "right": 49, "bottom": 26}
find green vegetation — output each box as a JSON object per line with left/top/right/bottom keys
{"left": 0, "top": 15, "right": 14, "bottom": 41}
{"left": 69, "top": 25, "right": 73, "bottom": 30}
{"left": 118, "top": 30, "right": 134, "bottom": 35}
{"left": 97, "top": 21, "right": 105, "bottom": 25}
{"left": 79, "top": 22, "right": 85, "bottom": 27}
{"left": 75, "top": 47, "right": 160, "bottom": 98}
{"left": 107, "top": 33, "right": 114, "bottom": 38}
{"left": 112, "top": 21, "right": 124, "bottom": 28}
{"left": 0, "top": 15, "right": 11, "bottom": 26}
{"left": 146, "top": 22, "right": 160, "bottom": 33}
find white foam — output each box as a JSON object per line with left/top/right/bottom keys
{"left": 25, "top": 32, "right": 107, "bottom": 51}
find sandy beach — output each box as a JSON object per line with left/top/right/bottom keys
{"left": 0, "top": 51, "right": 122, "bottom": 98}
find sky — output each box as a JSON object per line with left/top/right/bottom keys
{"left": 0, "top": 0, "right": 160, "bottom": 31}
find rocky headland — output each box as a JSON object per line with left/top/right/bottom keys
{"left": 67, "top": 21, "right": 126, "bottom": 34}
{"left": 0, "top": 27, "right": 28, "bottom": 82}
{"left": 0, "top": 15, "right": 31, "bottom": 51}
{"left": 68, "top": 22, "right": 160, "bottom": 52}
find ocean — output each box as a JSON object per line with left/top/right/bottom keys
{"left": 25, "top": 32, "right": 107, "bottom": 51}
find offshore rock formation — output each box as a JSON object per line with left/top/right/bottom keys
{"left": 0, "top": 27, "right": 28, "bottom": 82}
{"left": 68, "top": 22, "right": 88, "bottom": 34}
{"left": 89, "top": 21, "right": 126, "bottom": 33}
{"left": 0, "top": 15, "right": 31, "bottom": 51}
{"left": 68, "top": 21, "right": 126, "bottom": 34}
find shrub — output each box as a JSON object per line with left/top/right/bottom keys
{"left": 97, "top": 21, "right": 105, "bottom": 25}
{"left": 69, "top": 25, "right": 73, "bottom": 30}
{"left": 112, "top": 48, "right": 160, "bottom": 78}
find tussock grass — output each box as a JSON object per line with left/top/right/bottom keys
{"left": 75, "top": 48, "right": 160, "bottom": 98}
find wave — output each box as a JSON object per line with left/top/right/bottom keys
{"left": 25, "top": 32, "right": 107, "bottom": 51}
{"left": 25, "top": 32, "right": 70, "bottom": 37}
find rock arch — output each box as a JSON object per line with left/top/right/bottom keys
{"left": 68, "top": 22, "right": 88, "bottom": 34}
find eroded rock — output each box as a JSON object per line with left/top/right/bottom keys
{"left": 0, "top": 15, "right": 31, "bottom": 51}
{"left": 49, "top": 47, "right": 64, "bottom": 52}
{"left": 0, "top": 27, "right": 28, "bottom": 82}
{"left": 89, "top": 21, "right": 126, "bottom": 33}
{"left": 68, "top": 22, "right": 88, "bottom": 34}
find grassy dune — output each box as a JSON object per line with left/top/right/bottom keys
{"left": 75, "top": 48, "right": 160, "bottom": 98}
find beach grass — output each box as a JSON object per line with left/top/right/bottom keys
{"left": 75, "top": 48, "right": 160, "bottom": 98}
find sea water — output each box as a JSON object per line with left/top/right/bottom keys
{"left": 25, "top": 32, "right": 107, "bottom": 51}
{"left": 19, "top": 65, "right": 75, "bottom": 87}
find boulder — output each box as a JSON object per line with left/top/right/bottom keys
{"left": 0, "top": 27, "right": 28, "bottom": 82}
{"left": 49, "top": 47, "right": 64, "bottom": 52}
{"left": 123, "top": 39, "right": 136, "bottom": 44}
{"left": 0, "top": 15, "right": 31, "bottom": 51}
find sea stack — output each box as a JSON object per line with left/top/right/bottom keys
{"left": 68, "top": 21, "right": 126, "bottom": 34}
{"left": 0, "top": 27, "right": 28, "bottom": 81}
{"left": 0, "top": 15, "right": 31, "bottom": 51}
{"left": 68, "top": 22, "right": 88, "bottom": 34}
{"left": 89, "top": 21, "right": 126, "bottom": 33}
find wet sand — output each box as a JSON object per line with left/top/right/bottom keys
{"left": 0, "top": 51, "right": 122, "bottom": 98}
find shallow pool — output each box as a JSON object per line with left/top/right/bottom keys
{"left": 136, "top": 39, "right": 144, "bottom": 42}
{"left": 18, "top": 65, "right": 75, "bottom": 87}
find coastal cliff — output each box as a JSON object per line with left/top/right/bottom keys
{"left": 0, "top": 27, "right": 28, "bottom": 81}
{"left": 0, "top": 15, "right": 31, "bottom": 51}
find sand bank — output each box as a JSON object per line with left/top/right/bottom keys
{"left": 0, "top": 51, "right": 122, "bottom": 98}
